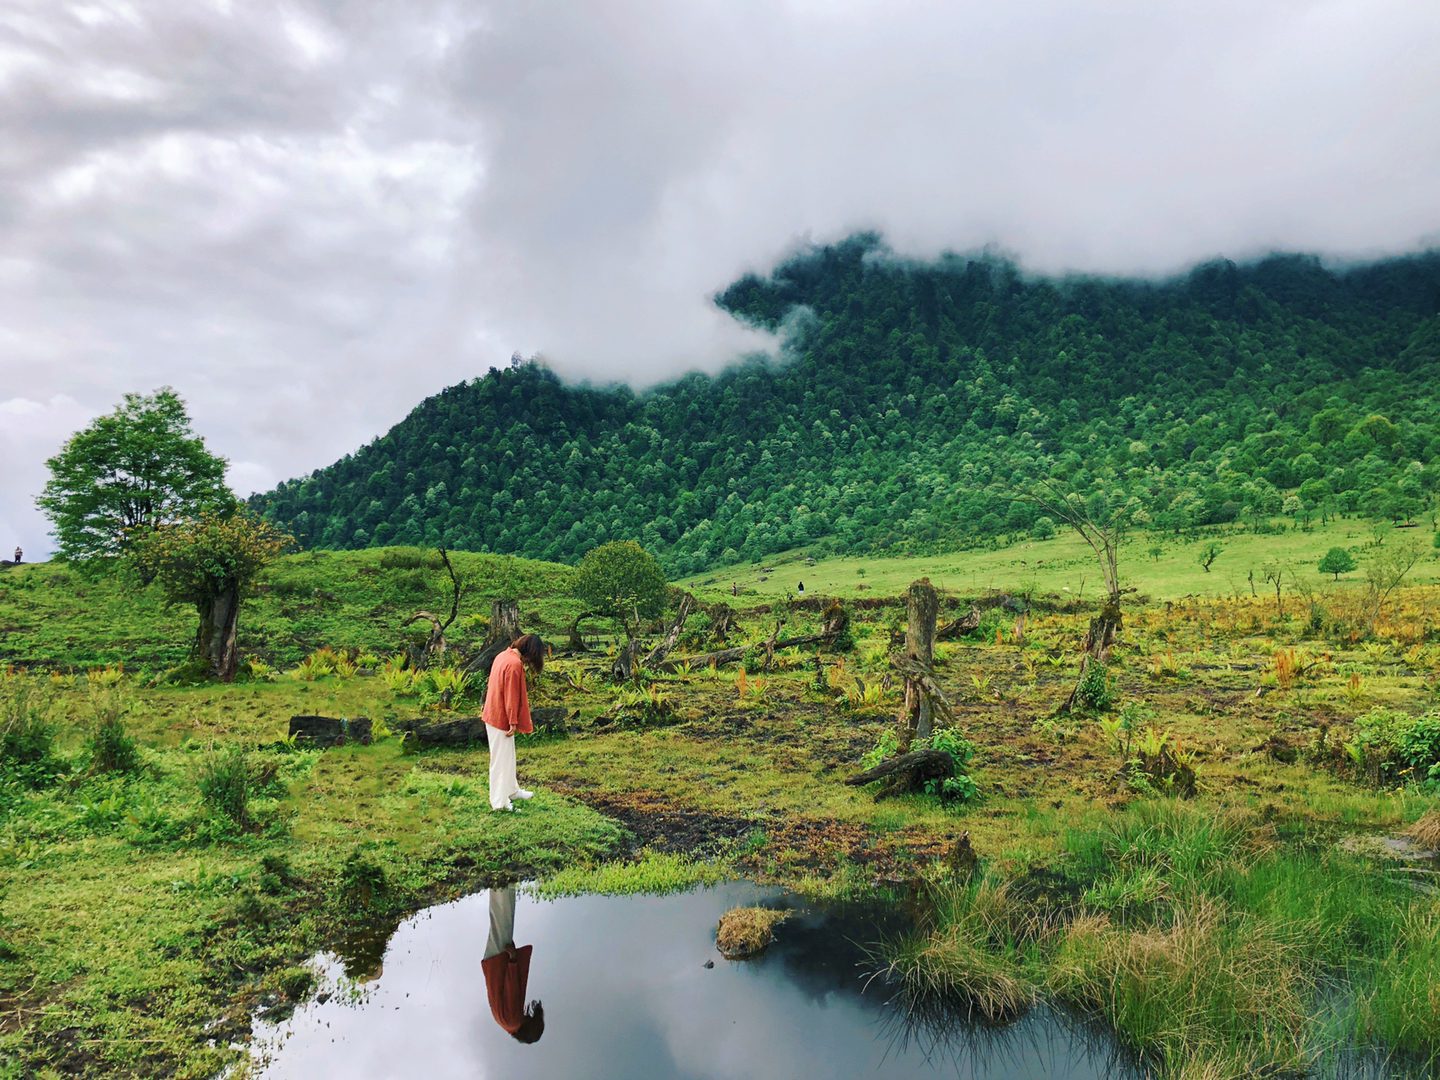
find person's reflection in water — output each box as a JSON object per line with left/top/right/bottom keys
{"left": 481, "top": 886, "right": 545, "bottom": 1044}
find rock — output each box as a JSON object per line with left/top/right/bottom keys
{"left": 703, "top": 959, "right": 714, "bottom": 969}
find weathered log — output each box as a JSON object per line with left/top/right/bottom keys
{"left": 675, "top": 628, "right": 847, "bottom": 672}
{"left": 529, "top": 706, "right": 576, "bottom": 735}
{"left": 903, "top": 579, "right": 939, "bottom": 742}
{"left": 844, "top": 749, "right": 955, "bottom": 787}
{"left": 936, "top": 606, "right": 981, "bottom": 640}
{"left": 642, "top": 594, "right": 695, "bottom": 669}
{"left": 464, "top": 639, "right": 510, "bottom": 678}
{"left": 289, "top": 715, "right": 373, "bottom": 748}
{"left": 395, "top": 715, "right": 485, "bottom": 748}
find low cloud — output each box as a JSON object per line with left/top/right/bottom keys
{"left": 3, "top": 0, "right": 1438, "bottom": 554}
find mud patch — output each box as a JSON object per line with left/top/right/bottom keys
{"left": 554, "top": 788, "right": 755, "bottom": 857}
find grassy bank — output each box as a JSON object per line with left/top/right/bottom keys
{"left": 2, "top": 539, "right": 1439, "bottom": 1077}
{"left": 883, "top": 802, "right": 1440, "bottom": 1079}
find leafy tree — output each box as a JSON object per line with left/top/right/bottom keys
{"left": 39, "top": 389, "right": 230, "bottom": 561}
{"left": 571, "top": 541, "right": 668, "bottom": 641}
{"left": 132, "top": 510, "right": 292, "bottom": 680}
{"left": 1196, "top": 542, "right": 1223, "bottom": 573}
{"left": 1318, "top": 547, "right": 1358, "bottom": 580}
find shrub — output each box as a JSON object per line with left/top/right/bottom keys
{"left": 341, "top": 851, "right": 387, "bottom": 907}
{"left": 379, "top": 546, "right": 438, "bottom": 570}
{"left": 1075, "top": 661, "right": 1115, "bottom": 711}
{"left": 1343, "top": 707, "right": 1439, "bottom": 786}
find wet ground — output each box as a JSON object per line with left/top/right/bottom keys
{"left": 252, "top": 883, "right": 1138, "bottom": 1080}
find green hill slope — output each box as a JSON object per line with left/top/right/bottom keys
{"left": 252, "top": 236, "right": 1440, "bottom": 573}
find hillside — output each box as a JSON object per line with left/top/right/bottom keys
{"left": 252, "top": 236, "right": 1440, "bottom": 573}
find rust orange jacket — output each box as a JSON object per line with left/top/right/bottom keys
{"left": 481, "top": 945, "right": 532, "bottom": 1034}
{"left": 482, "top": 649, "right": 532, "bottom": 733}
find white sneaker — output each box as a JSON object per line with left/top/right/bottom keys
{"left": 495, "top": 801, "right": 514, "bottom": 812}
{"left": 513, "top": 788, "right": 534, "bottom": 800}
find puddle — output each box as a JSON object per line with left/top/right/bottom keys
{"left": 253, "top": 883, "right": 1138, "bottom": 1080}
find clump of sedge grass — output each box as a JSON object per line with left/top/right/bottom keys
{"left": 1047, "top": 895, "right": 1313, "bottom": 1077}
{"left": 876, "top": 880, "right": 1038, "bottom": 1021}
{"left": 1358, "top": 903, "right": 1440, "bottom": 1060}
{"left": 717, "top": 906, "right": 789, "bottom": 958}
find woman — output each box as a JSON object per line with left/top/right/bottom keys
{"left": 481, "top": 633, "right": 545, "bottom": 811}
{"left": 481, "top": 885, "right": 544, "bottom": 1043}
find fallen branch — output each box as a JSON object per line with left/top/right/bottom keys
{"left": 936, "top": 606, "right": 981, "bottom": 640}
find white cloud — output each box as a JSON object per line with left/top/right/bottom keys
{"left": 1, "top": 0, "right": 1438, "bottom": 557}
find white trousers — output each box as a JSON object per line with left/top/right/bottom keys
{"left": 487, "top": 723, "right": 519, "bottom": 809}
{"left": 484, "top": 886, "right": 516, "bottom": 960}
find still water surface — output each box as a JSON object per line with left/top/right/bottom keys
{"left": 254, "top": 883, "right": 1137, "bottom": 1080}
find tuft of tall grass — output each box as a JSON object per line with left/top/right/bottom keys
{"left": 1406, "top": 811, "right": 1440, "bottom": 851}
{"left": 877, "top": 880, "right": 1039, "bottom": 1021}
{"left": 1047, "top": 896, "right": 1313, "bottom": 1077}
{"left": 87, "top": 688, "right": 141, "bottom": 774}
{"left": 1358, "top": 903, "right": 1440, "bottom": 1060}
{"left": 197, "top": 744, "right": 251, "bottom": 824}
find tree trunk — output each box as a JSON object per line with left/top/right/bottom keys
{"left": 844, "top": 748, "right": 954, "bottom": 800}
{"left": 643, "top": 594, "right": 695, "bottom": 668}
{"left": 1082, "top": 595, "right": 1123, "bottom": 662}
{"left": 612, "top": 638, "right": 643, "bottom": 682}
{"left": 903, "top": 579, "right": 939, "bottom": 743}
{"left": 198, "top": 586, "right": 241, "bottom": 681}
{"left": 488, "top": 599, "right": 521, "bottom": 646}
{"left": 566, "top": 611, "right": 600, "bottom": 652}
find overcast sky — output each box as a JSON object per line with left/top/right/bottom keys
{"left": 3, "top": 0, "right": 1439, "bottom": 557}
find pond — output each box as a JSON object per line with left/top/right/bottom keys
{"left": 252, "top": 883, "right": 1138, "bottom": 1080}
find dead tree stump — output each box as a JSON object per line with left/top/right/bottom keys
{"left": 903, "top": 579, "right": 939, "bottom": 744}
{"left": 488, "top": 599, "right": 522, "bottom": 648}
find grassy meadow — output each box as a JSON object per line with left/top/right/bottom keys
{"left": 1, "top": 525, "right": 1439, "bottom": 1078}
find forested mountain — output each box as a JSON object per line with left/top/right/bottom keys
{"left": 253, "top": 235, "right": 1440, "bottom": 574}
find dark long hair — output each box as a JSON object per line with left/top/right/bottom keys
{"left": 512, "top": 1000, "right": 544, "bottom": 1044}
{"left": 512, "top": 633, "right": 546, "bottom": 673}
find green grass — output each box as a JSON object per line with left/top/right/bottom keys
{"left": 528, "top": 851, "right": 731, "bottom": 899}
{"left": 3, "top": 539, "right": 1440, "bottom": 1077}
{"left": 678, "top": 518, "right": 1440, "bottom": 605}
{"left": 0, "top": 548, "right": 580, "bottom": 672}
{"left": 0, "top": 690, "right": 623, "bottom": 1078}
{"left": 888, "top": 801, "right": 1440, "bottom": 1080}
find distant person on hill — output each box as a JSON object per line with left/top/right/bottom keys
{"left": 481, "top": 634, "right": 545, "bottom": 811}
{"left": 732, "top": 582, "right": 737, "bottom": 596}
{"left": 12, "top": 547, "right": 20, "bottom": 564}
{"left": 798, "top": 581, "right": 804, "bottom": 594}
{"left": 481, "top": 885, "right": 544, "bottom": 1043}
